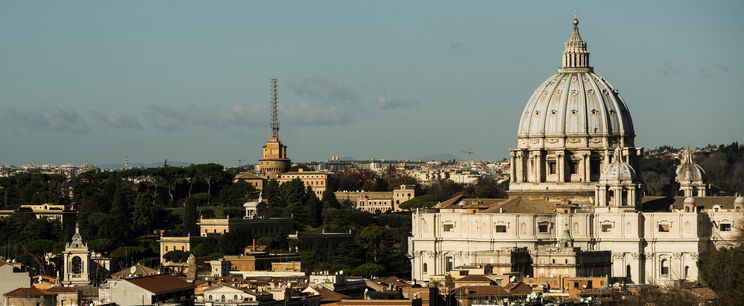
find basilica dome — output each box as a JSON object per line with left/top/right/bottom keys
{"left": 517, "top": 19, "right": 635, "bottom": 139}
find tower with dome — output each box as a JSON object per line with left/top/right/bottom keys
{"left": 408, "top": 18, "right": 743, "bottom": 286}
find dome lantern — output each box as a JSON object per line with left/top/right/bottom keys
{"left": 560, "top": 18, "right": 592, "bottom": 73}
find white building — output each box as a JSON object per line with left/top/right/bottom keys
{"left": 408, "top": 18, "right": 744, "bottom": 286}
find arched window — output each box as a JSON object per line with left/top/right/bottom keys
{"left": 423, "top": 263, "right": 428, "bottom": 273}
{"left": 234, "top": 295, "right": 238, "bottom": 301}
{"left": 684, "top": 266, "right": 690, "bottom": 279}
{"left": 660, "top": 259, "right": 669, "bottom": 275}
{"left": 626, "top": 265, "right": 632, "bottom": 279}
{"left": 71, "top": 256, "right": 82, "bottom": 274}
{"left": 221, "top": 295, "right": 225, "bottom": 302}
{"left": 208, "top": 295, "right": 213, "bottom": 301}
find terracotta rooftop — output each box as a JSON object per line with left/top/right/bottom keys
{"left": 125, "top": 274, "right": 194, "bottom": 294}
{"left": 455, "top": 275, "right": 494, "bottom": 283}
{"left": 3, "top": 287, "right": 55, "bottom": 297}
{"left": 482, "top": 197, "right": 555, "bottom": 214}
{"left": 112, "top": 263, "right": 158, "bottom": 279}
{"left": 315, "top": 287, "right": 350, "bottom": 302}
{"left": 452, "top": 285, "right": 508, "bottom": 296}
{"left": 45, "top": 287, "right": 78, "bottom": 293}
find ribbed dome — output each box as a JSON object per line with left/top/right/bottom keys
{"left": 675, "top": 149, "right": 706, "bottom": 183}
{"left": 517, "top": 19, "right": 635, "bottom": 139}
{"left": 599, "top": 147, "right": 637, "bottom": 183}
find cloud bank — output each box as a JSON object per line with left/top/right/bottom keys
{"left": 2, "top": 104, "right": 90, "bottom": 134}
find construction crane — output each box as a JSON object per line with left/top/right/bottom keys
{"left": 461, "top": 149, "right": 474, "bottom": 162}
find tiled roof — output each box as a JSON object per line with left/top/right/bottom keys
{"left": 45, "top": 287, "right": 78, "bottom": 293}
{"left": 315, "top": 287, "right": 350, "bottom": 302}
{"left": 455, "top": 275, "right": 493, "bottom": 283}
{"left": 452, "top": 286, "right": 508, "bottom": 296}
{"left": 112, "top": 263, "right": 159, "bottom": 279}
{"left": 235, "top": 172, "right": 264, "bottom": 180}
{"left": 125, "top": 274, "right": 194, "bottom": 294}
{"left": 482, "top": 197, "right": 555, "bottom": 214}
{"left": 3, "top": 287, "right": 55, "bottom": 297}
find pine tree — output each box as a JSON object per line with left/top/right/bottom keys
{"left": 304, "top": 187, "right": 323, "bottom": 227}
{"left": 321, "top": 188, "right": 341, "bottom": 209}
{"left": 132, "top": 193, "right": 155, "bottom": 235}
{"left": 182, "top": 198, "right": 198, "bottom": 236}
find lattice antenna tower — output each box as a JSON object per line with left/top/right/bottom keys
{"left": 271, "top": 77, "right": 279, "bottom": 139}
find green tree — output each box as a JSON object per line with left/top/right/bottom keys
{"left": 133, "top": 193, "right": 156, "bottom": 234}
{"left": 399, "top": 194, "right": 438, "bottom": 210}
{"left": 698, "top": 228, "right": 744, "bottom": 304}
{"left": 304, "top": 188, "right": 323, "bottom": 227}
{"left": 352, "top": 263, "right": 385, "bottom": 278}
{"left": 321, "top": 188, "right": 341, "bottom": 209}
{"left": 163, "top": 250, "right": 191, "bottom": 263}
{"left": 264, "top": 180, "right": 282, "bottom": 206}
{"left": 357, "top": 225, "right": 386, "bottom": 263}
{"left": 182, "top": 198, "right": 198, "bottom": 236}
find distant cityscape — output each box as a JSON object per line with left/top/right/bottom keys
{"left": 1, "top": 13, "right": 743, "bottom": 306}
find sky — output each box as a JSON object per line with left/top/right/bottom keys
{"left": 1, "top": 1, "right": 743, "bottom": 166}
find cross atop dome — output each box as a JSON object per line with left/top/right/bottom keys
{"left": 559, "top": 18, "right": 592, "bottom": 73}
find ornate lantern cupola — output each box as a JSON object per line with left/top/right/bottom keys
{"left": 560, "top": 18, "right": 592, "bottom": 73}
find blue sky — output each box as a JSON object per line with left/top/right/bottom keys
{"left": 1, "top": 1, "right": 742, "bottom": 166}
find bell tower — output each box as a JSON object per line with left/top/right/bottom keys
{"left": 62, "top": 224, "right": 91, "bottom": 286}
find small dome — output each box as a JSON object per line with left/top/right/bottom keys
{"left": 599, "top": 147, "right": 637, "bottom": 182}
{"left": 684, "top": 197, "right": 695, "bottom": 203}
{"left": 735, "top": 197, "right": 744, "bottom": 204}
{"left": 675, "top": 149, "right": 707, "bottom": 183}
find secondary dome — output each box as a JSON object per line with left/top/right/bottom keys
{"left": 599, "top": 147, "right": 637, "bottom": 183}
{"left": 675, "top": 149, "right": 707, "bottom": 183}
{"left": 517, "top": 19, "right": 635, "bottom": 139}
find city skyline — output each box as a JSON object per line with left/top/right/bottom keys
{"left": 1, "top": 1, "right": 743, "bottom": 166}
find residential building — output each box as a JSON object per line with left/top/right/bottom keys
{"left": 2, "top": 288, "right": 56, "bottom": 306}
{"left": 0, "top": 262, "right": 30, "bottom": 306}
{"left": 104, "top": 274, "right": 195, "bottom": 306}
{"left": 335, "top": 185, "right": 416, "bottom": 213}
{"left": 278, "top": 170, "right": 330, "bottom": 198}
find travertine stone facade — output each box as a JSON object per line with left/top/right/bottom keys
{"left": 409, "top": 18, "right": 744, "bottom": 287}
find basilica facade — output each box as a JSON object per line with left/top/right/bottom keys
{"left": 408, "top": 18, "right": 743, "bottom": 286}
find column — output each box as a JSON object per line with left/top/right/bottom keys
{"left": 583, "top": 153, "right": 590, "bottom": 182}
{"left": 536, "top": 150, "right": 544, "bottom": 182}
{"left": 510, "top": 151, "right": 517, "bottom": 182}
{"left": 557, "top": 151, "right": 565, "bottom": 183}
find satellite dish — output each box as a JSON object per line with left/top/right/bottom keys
{"left": 130, "top": 266, "right": 137, "bottom": 274}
